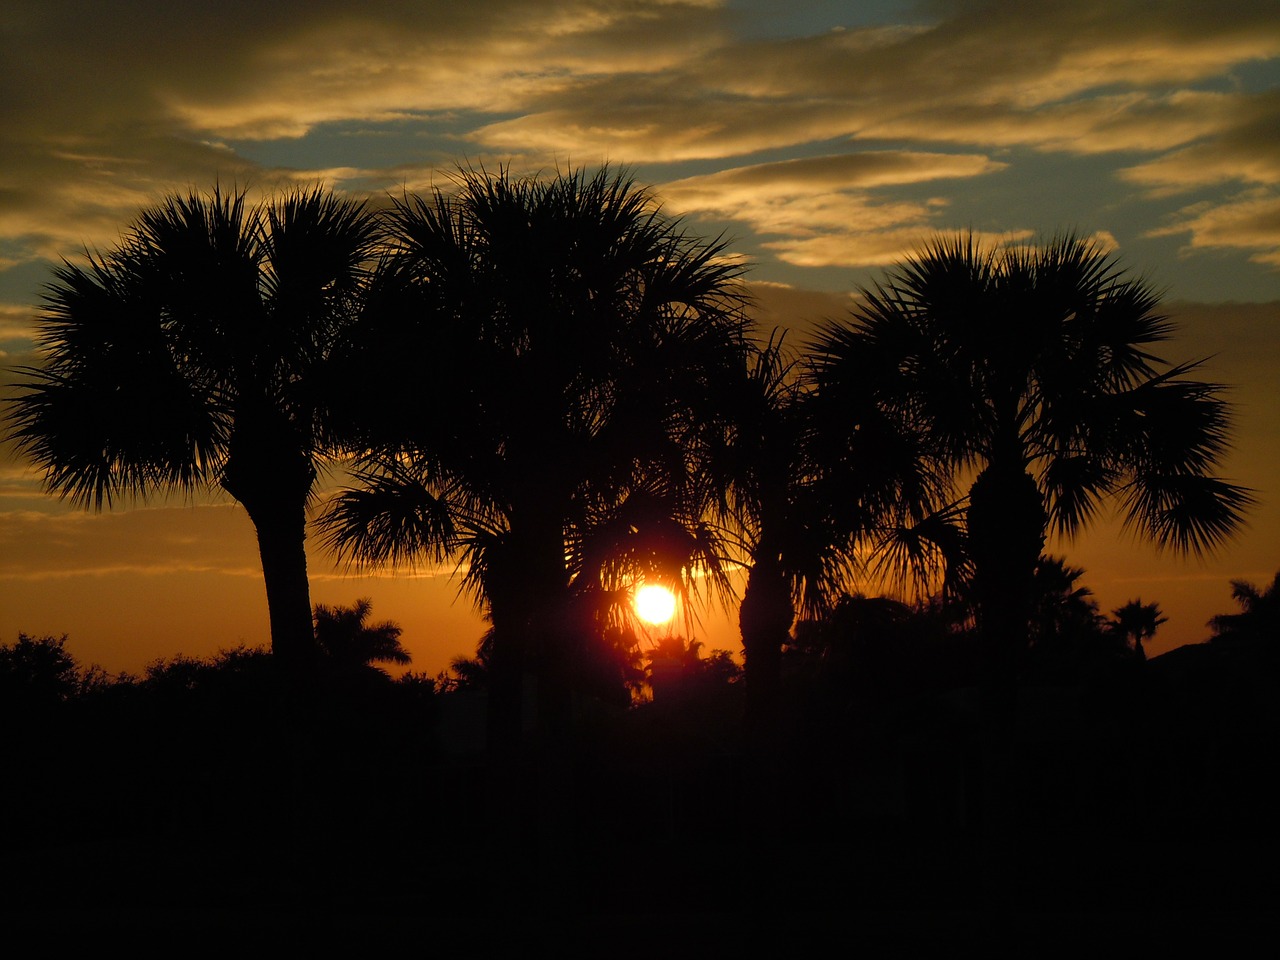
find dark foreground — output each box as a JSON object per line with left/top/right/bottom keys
{"left": 2, "top": 639, "right": 1277, "bottom": 948}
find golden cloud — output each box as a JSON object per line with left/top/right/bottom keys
{"left": 1150, "top": 190, "right": 1280, "bottom": 267}
{"left": 1, "top": 0, "right": 1277, "bottom": 290}
{"left": 659, "top": 152, "right": 1008, "bottom": 267}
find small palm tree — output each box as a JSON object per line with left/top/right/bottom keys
{"left": 1209, "top": 572, "right": 1280, "bottom": 645}
{"left": 313, "top": 598, "right": 411, "bottom": 673}
{"left": 809, "top": 232, "right": 1253, "bottom": 677}
{"left": 1109, "top": 599, "right": 1167, "bottom": 660}
{"left": 1030, "top": 556, "right": 1104, "bottom": 646}
{"left": 7, "top": 187, "right": 381, "bottom": 670}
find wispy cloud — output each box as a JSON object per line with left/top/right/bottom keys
{"left": 1150, "top": 190, "right": 1280, "bottom": 267}
{"left": 661, "top": 151, "right": 1008, "bottom": 267}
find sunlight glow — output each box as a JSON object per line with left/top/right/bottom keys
{"left": 635, "top": 584, "right": 677, "bottom": 625}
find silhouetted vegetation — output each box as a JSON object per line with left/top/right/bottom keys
{"left": 3, "top": 565, "right": 1277, "bottom": 933}
{"left": 809, "top": 233, "right": 1253, "bottom": 689}
{"left": 3, "top": 174, "right": 1274, "bottom": 935}
{"left": 313, "top": 597, "right": 412, "bottom": 674}
{"left": 319, "top": 166, "right": 747, "bottom": 752}
{"left": 7, "top": 187, "right": 382, "bottom": 670}
{"left": 1209, "top": 571, "right": 1280, "bottom": 646}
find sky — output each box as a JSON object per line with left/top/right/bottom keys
{"left": 1, "top": 0, "right": 1278, "bottom": 676}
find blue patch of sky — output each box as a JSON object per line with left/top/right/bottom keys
{"left": 0, "top": 258, "right": 58, "bottom": 323}
{"left": 1228, "top": 56, "right": 1280, "bottom": 94}
{"left": 888, "top": 147, "right": 1278, "bottom": 301}
{"left": 221, "top": 112, "right": 524, "bottom": 177}
{"left": 725, "top": 0, "right": 932, "bottom": 39}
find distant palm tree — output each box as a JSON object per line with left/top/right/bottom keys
{"left": 1208, "top": 572, "right": 1280, "bottom": 645}
{"left": 809, "top": 233, "right": 1253, "bottom": 678}
{"left": 321, "top": 166, "right": 747, "bottom": 749}
{"left": 313, "top": 598, "right": 411, "bottom": 673}
{"left": 1109, "top": 599, "right": 1167, "bottom": 660}
{"left": 7, "top": 187, "right": 381, "bottom": 670}
{"left": 1030, "top": 555, "right": 1104, "bottom": 647}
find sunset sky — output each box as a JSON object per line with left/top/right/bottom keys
{"left": 2, "top": 0, "right": 1277, "bottom": 676}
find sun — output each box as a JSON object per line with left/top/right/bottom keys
{"left": 635, "top": 584, "right": 677, "bottom": 625}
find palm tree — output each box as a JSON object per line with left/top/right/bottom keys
{"left": 1209, "top": 572, "right": 1280, "bottom": 645}
{"left": 313, "top": 598, "right": 411, "bottom": 673}
{"left": 1029, "top": 555, "right": 1104, "bottom": 647}
{"left": 7, "top": 187, "right": 381, "bottom": 670}
{"left": 717, "top": 332, "right": 959, "bottom": 738}
{"left": 809, "top": 233, "right": 1253, "bottom": 679}
{"left": 1109, "top": 599, "right": 1167, "bottom": 660}
{"left": 321, "top": 166, "right": 747, "bottom": 749}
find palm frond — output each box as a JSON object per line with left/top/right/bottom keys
{"left": 319, "top": 462, "right": 459, "bottom": 569}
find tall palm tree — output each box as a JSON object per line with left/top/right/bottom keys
{"left": 321, "top": 166, "right": 747, "bottom": 749}
{"left": 809, "top": 233, "right": 1252, "bottom": 679}
{"left": 7, "top": 186, "right": 381, "bottom": 670}
{"left": 718, "top": 332, "right": 958, "bottom": 738}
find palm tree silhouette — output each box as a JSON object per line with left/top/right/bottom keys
{"left": 1209, "top": 572, "right": 1280, "bottom": 645}
{"left": 7, "top": 187, "right": 381, "bottom": 670}
{"left": 1109, "top": 599, "right": 1167, "bottom": 660}
{"left": 711, "top": 335, "right": 931, "bottom": 737}
{"left": 712, "top": 333, "right": 955, "bottom": 739}
{"left": 1028, "top": 555, "right": 1103, "bottom": 645}
{"left": 321, "top": 166, "right": 747, "bottom": 749}
{"left": 809, "top": 233, "right": 1252, "bottom": 679}
{"left": 313, "top": 598, "right": 411, "bottom": 673}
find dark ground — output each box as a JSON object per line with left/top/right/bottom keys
{"left": 2, "top": 639, "right": 1277, "bottom": 948}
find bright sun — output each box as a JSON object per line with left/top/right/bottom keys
{"left": 635, "top": 584, "right": 677, "bottom": 625}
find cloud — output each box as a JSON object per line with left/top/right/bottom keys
{"left": 0, "top": 0, "right": 1277, "bottom": 291}
{"left": 1150, "top": 189, "right": 1280, "bottom": 267}
{"left": 1118, "top": 90, "right": 1280, "bottom": 195}
{"left": 660, "top": 151, "right": 1008, "bottom": 267}
{"left": 0, "top": 502, "right": 256, "bottom": 580}
{"left": 0, "top": 303, "right": 35, "bottom": 342}
{"left": 466, "top": 2, "right": 1280, "bottom": 160}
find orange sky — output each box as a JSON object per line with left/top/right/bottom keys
{"left": 1, "top": 1, "right": 1277, "bottom": 674}
{"left": 2, "top": 293, "right": 1275, "bottom": 676}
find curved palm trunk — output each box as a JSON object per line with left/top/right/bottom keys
{"left": 222, "top": 418, "right": 318, "bottom": 674}
{"left": 246, "top": 500, "right": 316, "bottom": 672}
{"left": 739, "top": 552, "right": 795, "bottom": 745}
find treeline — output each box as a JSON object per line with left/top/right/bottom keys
{"left": 2, "top": 569, "right": 1277, "bottom": 924}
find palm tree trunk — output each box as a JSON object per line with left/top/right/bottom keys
{"left": 245, "top": 498, "right": 316, "bottom": 673}
{"left": 739, "top": 553, "right": 794, "bottom": 745}
{"left": 221, "top": 409, "right": 319, "bottom": 673}
{"left": 485, "top": 501, "right": 570, "bottom": 756}
{"left": 966, "top": 461, "right": 1044, "bottom": 899}
{"left": 484, "top": 599, "right": 526, "bottom": 758}
{"left": 967, "top": 463, "right": 1046, "bottom": 688}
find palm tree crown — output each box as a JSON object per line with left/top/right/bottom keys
{"left": 7, "top": 186, "right": 382, "bottom": 668}
{"left": 809, "top": 233, "right": 1252, "bottom": 662}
